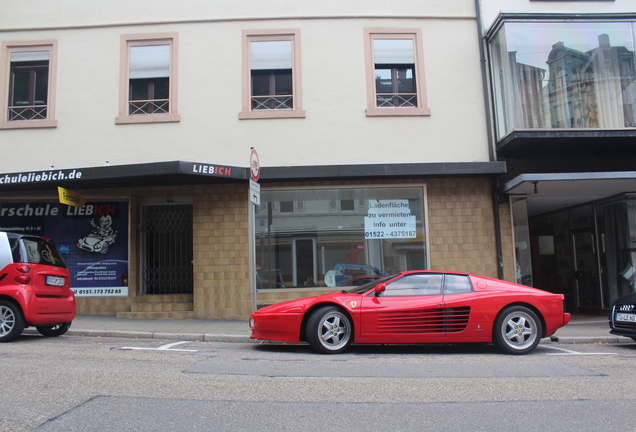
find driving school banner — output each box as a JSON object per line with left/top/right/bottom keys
{"left": 0, "top": 201, "right": 129, "bottom": 297}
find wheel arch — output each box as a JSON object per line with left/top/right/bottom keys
{"left": 0, "top": 294, "right": 24, "bottom": 316}
{"left": 492, "top": 302, "right": 546, "bottom": 339}
{"left": 299, "top": 302, "right": 354, "bottom": 343}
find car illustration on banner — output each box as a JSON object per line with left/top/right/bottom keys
{"left": 77, "top": 215, "right": 118, "bottom": 254}
{"left": 249, "top": 270, "right": 571, "bottom": 355}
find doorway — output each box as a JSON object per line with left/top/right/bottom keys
{"left": 572, "top": 229, "right": 602, "bottom": 314}
{"left": 140, "top": 203, "right": 193, "bottom": 295}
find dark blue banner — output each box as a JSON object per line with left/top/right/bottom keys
{"left": 0, "top": 201, "right": 129, "bottom": 297}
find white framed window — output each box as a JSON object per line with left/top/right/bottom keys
{"left": 116, "top": 33, "right": 180, "bottom": 124}
{"left": 240, "top": 30, "right": 305, "bottom": 119}
{"left": 364, "top": 29, "right": 431, "bottom": 117}
{"left": 0, "top": 40, "right": 58, "bottom": 129}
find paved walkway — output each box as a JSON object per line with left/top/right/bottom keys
{"left": 24, "top": 313, "right": 632, "bottom": 345}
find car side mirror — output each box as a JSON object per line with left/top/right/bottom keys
{"left": 374, "top": 283, "right": 386, "bottom": 296}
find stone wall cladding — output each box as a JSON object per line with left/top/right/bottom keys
{"left": 426, "top": 178, "right": 498, "bottom": 276}
{"left": 193, "top": 184, "right": 251, "bottom": 320}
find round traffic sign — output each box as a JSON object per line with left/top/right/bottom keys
{"left": 250, "top": 148, "right": 260, "bottom": 181}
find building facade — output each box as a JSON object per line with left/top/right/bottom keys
{"left": 480, "top": 0, "right": 636, "bottom": 314}
{"left": 0, "top": 1, "right": 509, "bottom": 320}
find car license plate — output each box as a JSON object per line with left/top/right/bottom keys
{"left": 615, "top": 313, "right": 636, "bottom": 323}
{"left": 46, "top": 275, "right": 65, "bottom": 287}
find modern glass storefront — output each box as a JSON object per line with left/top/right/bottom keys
{"left": 513, "top": 195, "right": 636, "bottom": 313}
{"left": 255, "top": 186, "right": 427, "bottom": 289}
{"left": 489, "top": 20, "right": 636, "bottom": 139}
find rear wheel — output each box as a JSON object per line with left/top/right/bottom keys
{"left": 493, "top": 306, "right": 542, "bottom": 355}
{"left": 0, "top": 300, "right": 25, "bottom": 342}
{"left": 36, "top": 322, "right": 71, "bottom": 337}
{"left": 306, "top": 306, "right": 353, "bottom": 354}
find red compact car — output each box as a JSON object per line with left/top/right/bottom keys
{"left": 0, "top": 232, "right": 76, "bottom": 342}
{"left": 250, "top": 271, "right": 570, "bottom": 355}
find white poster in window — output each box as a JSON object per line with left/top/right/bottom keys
{"left": 364, "top": 199, "right": 416, "bottom": 239}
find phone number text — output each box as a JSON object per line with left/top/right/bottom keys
{"left": 72, "top": 288, "right": 123, "bottom": 295}
{"left": 365, "top": 230, "right": 416, "bottom": 239}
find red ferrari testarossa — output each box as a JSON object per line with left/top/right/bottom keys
{"left": 249, "top": 271, "right": 570, "bottom": 355}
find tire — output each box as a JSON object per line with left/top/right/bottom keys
{"left": 0, "top": 300, "right": 25, "bottom": 342}
{"left": 493, "top": 306, "right": 542, "bottom": 355}
{"left": 36, "top": 322, "right": 71, "bottom": 337}
{"left": 306, "top": 306, "right": 353, "bottom": 354}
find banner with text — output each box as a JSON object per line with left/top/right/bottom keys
{"left": 0, "top": 201, "right": 129, "bottom": 297}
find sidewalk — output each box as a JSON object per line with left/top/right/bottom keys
{"left": 25, "top": 313, "right": 633, "bottom": 345}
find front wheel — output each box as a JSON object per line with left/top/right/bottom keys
{"left": 0, "top": 300, "right": 25, "bottom": 342}
{"left": 493, "top": 306, "right": 542, "bottom": 355}
{"left": 306, "top": 306, "right": 353, "bottom": 354}
{"left": 36, "top": 322, "right": 71, "bottom": 337}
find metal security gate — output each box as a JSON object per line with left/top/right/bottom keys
{"left": 140, "top": 204, "right": 193, "bottom": 295}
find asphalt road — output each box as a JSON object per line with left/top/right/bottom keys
{"left": 1, "top": 334, "right": 635, "bottom": 431}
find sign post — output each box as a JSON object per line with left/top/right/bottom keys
{"left": 249, "top": 148, "right": 260, "bottom": 312}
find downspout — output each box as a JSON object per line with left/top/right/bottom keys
{"left": 474, "top": 0, "right": 505, "bottom": 279}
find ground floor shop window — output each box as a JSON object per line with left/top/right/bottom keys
{"left": 255, "top": 186, "right": 427, "bottom": 289}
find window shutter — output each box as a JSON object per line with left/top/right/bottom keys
{"left": 129, "top": 45, "right": 170, "bottom": 79}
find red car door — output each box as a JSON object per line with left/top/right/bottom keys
{"left": 357, "top": 273, "right": 447, "bottom": 344}
{"left": 441, "top": 273, "right": 490, "bottom": 342}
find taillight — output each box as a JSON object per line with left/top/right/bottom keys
{"left": 15, "top": 264, "right": 32, "bottom": 284}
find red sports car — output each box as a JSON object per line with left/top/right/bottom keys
{"left": 249, "top": 271, "right": 570, "bottom": 355}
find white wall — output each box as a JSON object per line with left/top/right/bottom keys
{"left": 0, "top": 0, "right": 491, "bottom": 173}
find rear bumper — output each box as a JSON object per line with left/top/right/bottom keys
{"left": 22, "top": 294, "right": 76, "bottom": 325}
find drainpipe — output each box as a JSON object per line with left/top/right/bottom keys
{"left": 474, "top": 0, "right": 505, "bottom": 279}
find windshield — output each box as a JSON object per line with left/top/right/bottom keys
{"left": 342, "top": 275, "right": 396, "bottom": 294}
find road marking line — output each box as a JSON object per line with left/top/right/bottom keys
{"left": 121, "top": 341, "right": 198, "bottom": 352}
{"left": 542, "top": 345, "right": 616, "bottom": 355}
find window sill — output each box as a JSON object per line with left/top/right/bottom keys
{"left": 239, "top": 109, "right": 306, "bottom": 120}
{"left": 115, "top": 113, "right": 181, "bottom": 124}
{"left": 366, "top": 107, "right": 431, "bottom": 117}
{"left": 257, "top": 286, "right": 335, "bottom": 294}
{"left": 0, "top": 119, "right": 57, "bottom": 130}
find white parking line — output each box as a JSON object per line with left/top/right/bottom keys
{"left": 542, "top": 345, "right": 616, "bottom": 356}
{"left": 121, "top": 341, "right": 198, "bottom": 352}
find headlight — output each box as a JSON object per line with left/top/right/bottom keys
{"left": 249, "top": 318, "right": 255, "bottom": 328}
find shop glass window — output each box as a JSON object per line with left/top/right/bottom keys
{"left": 255, "top": 186, "right": 427, "bottom": 289}
{"left": 489, "top": 20, "right": 636, "bottom": 139}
